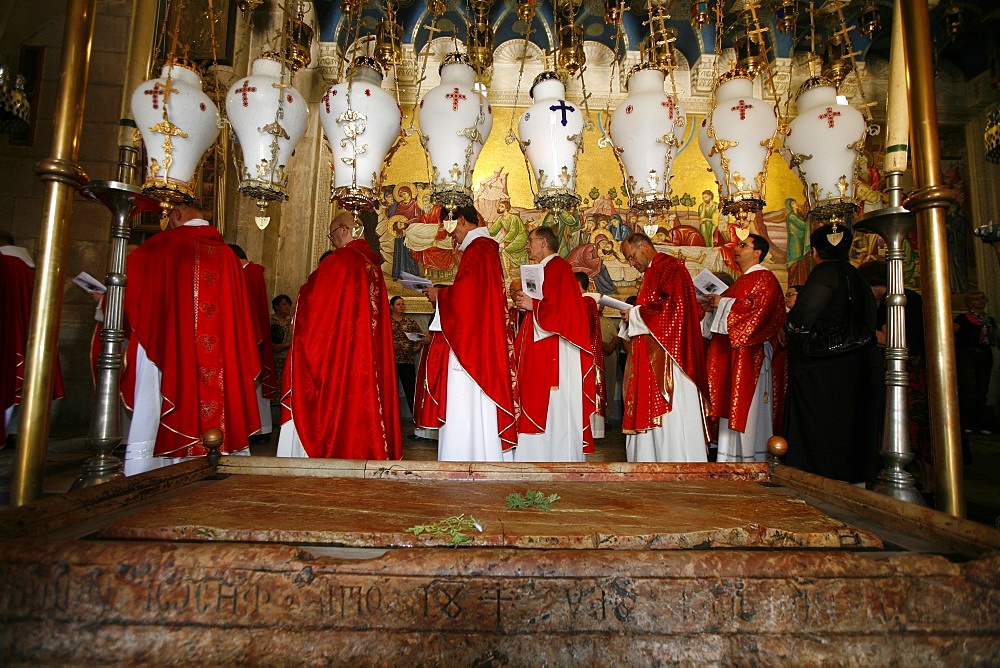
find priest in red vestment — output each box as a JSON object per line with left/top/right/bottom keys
{"left": 511, "top": 227, "right": 597, "bottom": 461}
{"left": 575, "top": 271, "right": 607, "bottom": 438}
{"left": 619, "top": 232, "right": 709, "bottom": 462}
{"left": 703, "top": 234, "right": 786, "bottom": 462}
{"left": 121, "top": 205, "right": 261, "bottom": 474}
{"left": 277, "top": 212, "right": 401, "bottom": 460}
{"left": 419, "top": 204, "right": 517, "bottom": 461}
{"left": 1, "top": 230, "right": 64, "bottom": 444}
{"left": 229, "top": 244, "right": 277, "bottom": 440}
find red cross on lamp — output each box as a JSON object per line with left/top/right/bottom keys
{"left": 417, "top": 52, "right": 493, "bottom": 213}
{"left": 225, "top": 54, "right": 309, "bottom": 229}
{"left": 606, "top": 63, "right": 686, "bottom": 222}
{"left": 130, "top": 60, "right": 221, "bottom": 209}
{"left": 697, "top": 68, "right": 779, "bottom": 237}
{"left": 781, "top": 76, "right": 867, "bottom": 222}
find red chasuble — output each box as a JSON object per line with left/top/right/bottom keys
{"left": 584, "top": 296, "right": 606, "bottom": 417}
{"left": 242, "top": 262, "right": 277, "bottom": 400}
{"left": 280, "top": 239, "right": 401, "bottom": 460}
{"left": 0, "top": 249, "right": 64, "bottom": 416}
{"left": 622, "top": 252, "right": 708, "bottom": 434}
{"left": 121, "top": 224, "right": 262, "bottom": 456}
{"left": 514, "top": 255, "right": 597, "bottom": 452}
{"left": 417, "top": 234, "right": 518, "bottom": 450}
{"left": 706, "top": 267, "right": 786, "bottom": 432}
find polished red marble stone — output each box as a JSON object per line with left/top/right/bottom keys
{"left": 97, "top": 475, "right": 883, "bottom": 549}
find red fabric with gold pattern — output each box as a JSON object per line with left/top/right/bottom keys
{"left": 242, "top": 262, "right": 277, "bottom": 400}
{"left": 419, "top": 234, "right": 518, "bottom": 450}
{"left": 514, "top": 255, "right": 597, "bottom": 452}
{"left": 280, "top": 239, "right": 401, "bottom": 459}
{"left": 1, "top": 250, "right": 64, "bottom": 415}
{"left": 585, "top": 296, "right": 606, "bottom": 417}
{"left": 622, "top": 252, "right": 708, "bottom": 433}
{"left": 706, "top": 267, "right": 785, "bottom": 432}
{"left": 121, "top": 224, "right": 261, "bottom": 456}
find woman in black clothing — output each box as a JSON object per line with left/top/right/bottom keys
{"left": 783, "top": 224, "right": 881, "bottom": 484}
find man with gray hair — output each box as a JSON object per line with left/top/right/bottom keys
{"left": 278, "top": 211, "right": 401, "bottom": 460}
{"left": 618, "top": 232, "right": 709, "bottom": 462}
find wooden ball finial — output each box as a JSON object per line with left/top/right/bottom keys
{"left": 203, "top": 428, "right": 224, "bottom": 449}
{"left": 203, "top": 428, "right": 224, "bottom": 467}
{"left": 767, "top": 435, "right": 788, "bottom": 458}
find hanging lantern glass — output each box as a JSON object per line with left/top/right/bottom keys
{"left": 319, "top": 56, "right": 403, "bottom": 212}
{"left": 557, "top": 24, "right": 586, "bottom": 77}
{"left": 858, "top": 2, "right": 881, "bottom": 37}
{"left": 775, "top": 0, "right": 798, "bottom": 33}
{"left": 697, "top": 68, "right": 778, "bottom": 224}
{"left": 782, "top": 77, "right": 867, "bottom": 221}
{"left": 607, "top": 64, "right": 686, "bottom": 216}
{"left": 375, "top": 19, "right": 403, "bottom": 69}
{"left": 516, "top": 71, "right": 583, "bottom": 211}
{"left": 418, "top": 52, "right": 494, "bottom": 213}
{"left": 225, "top": 55, "right": 309, "bottom": 226}
{"left": 734, "top": 34, "right": 767, "bottom": 78}
{"left": 690, "top": 1, "right": 711, "bottom": 29}
{"left": 131, "top": 60, "right": 221, "bottom": 204}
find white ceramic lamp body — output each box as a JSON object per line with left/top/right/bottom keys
{"left": 131, "top": 63, "right": 221, "bottom": 200}
{"left": 418, "top": 60, "right": 493, "bottom": 208}
{"left": 319, "top": 63, "right": 401, "bottom": 209}
{"left": 783, "top": 83, "right": 866, "bottom": 218}
{"left": 225, "top": 57, "right": 309, "bottom": 201}
{"left": 610, "top": 68, "right": 686, "bottom": 210}
{"left": 697, "top": 75, "right": 777, "bottom": 212}
{"left": 518, "top": 77, "right": 584, "bottom": 210}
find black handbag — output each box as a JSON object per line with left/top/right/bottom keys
{"left": 802, "top": 269, "right": 873, "bottom": 357}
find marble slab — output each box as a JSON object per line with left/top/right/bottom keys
{"left": 97, "top": 475, "right": 883, "bottom": 549}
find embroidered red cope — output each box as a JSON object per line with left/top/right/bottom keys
{"left": 121, "top": 224, "right": 261, "bottom": 457}
{"left": 416, "top": 235, "right": 518, "bottom": 450}
{"left": 622, "top": 253, "right": 708, "bottom": 434}
{"left": 706, "top": 268, "right": 786, "bottom": 433}
{"left": 242, "top": 261, "right": 277, "bottom": 400}
{"left": 281, "top": 239, "right": 401, "bottom": 460}
{"left": 514, "top": 255, "right": 598, "bottom": 452}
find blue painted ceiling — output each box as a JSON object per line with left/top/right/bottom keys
{"left": 309, "top": 0, "right": 999, "bottom": 81}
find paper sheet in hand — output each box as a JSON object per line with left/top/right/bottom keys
{"left": 598, "top": 294, "right": 630, "bottom": 311}
{"left": 520, "top": 264, "right": 544, "bottom": 300}
{"left": 405, "top": 332, "right": 426, "bottom": 342}
{"left": 399, "top": 271, "right": 433, "bottom": 290}
{"left": 73, "top": 271, "right": 107, "bottom": 293}
{"left": 693, "top": 268, "right": 729, "bottom": 296}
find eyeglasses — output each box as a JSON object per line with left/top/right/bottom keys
{"left": 785, "top": 291, "right": 797, "bottom": 297}
{"left": 736, "top": 242, "right": 750, "bottom": 249}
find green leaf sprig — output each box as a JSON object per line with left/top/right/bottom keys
{"left": 405, "top": 514, "right": 483, "bottom": 546}
{"left": 506, "top": 489, "right": 561, "bottom": 511}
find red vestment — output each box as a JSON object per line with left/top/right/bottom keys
{"left": 1, "top": 247, "right": 64, "bottom": 418}
{"left": 514, "top": 255, "right": 597, "bottom": 452}
{"left": 121, "top": 224, "right": 261, "bottom": 456}
{"left": 281, "top": 239, "right": 401, "bottom": 459}
{"left": 585, "top": 297, "right": 606, "bottom": 416}
{"left": 623, "top": 252, "right": 708, "bottom": 433}
{"left": 417, "top": 234, "right": 517, "bottom": 449}
{"left": 242, "top": 261, "right": 277, "bottom": 400}
{"left": 706, "top": 267, "right": 785, "bottom": 432}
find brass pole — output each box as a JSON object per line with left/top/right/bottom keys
{"left": 10, "top": 0, "right": 97, "bottom": 506}
{"left": 115, "top": 0, "right": 158, "bottom": 185}
{"left": 73, "top": 1, "right": 161, "bottom": 488}
{"left": 899, "top": 0, "right": 964, "bottom": 516}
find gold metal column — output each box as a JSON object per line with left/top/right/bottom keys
{"left": 899, "top": 0, "right": 964, "bottom": 517}
{"left": 10, "top": 0, "right": 97, "bottom": 506}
